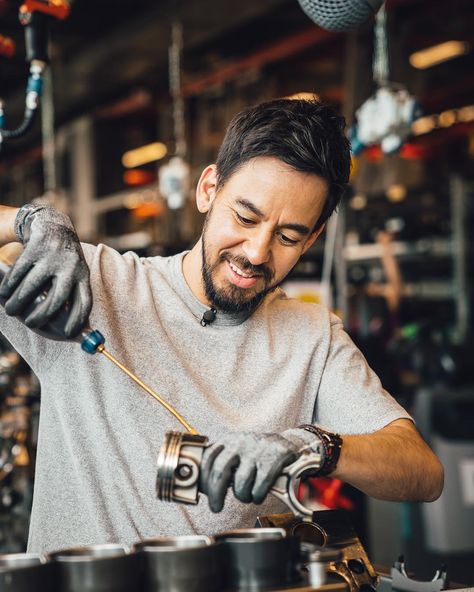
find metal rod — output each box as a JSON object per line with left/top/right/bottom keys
{"left": 96, "top": 345, "right": 198, "bottom": 435}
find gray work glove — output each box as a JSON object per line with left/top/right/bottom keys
{"left": 199, "top": 429, "right": 321, "bottom": 513}
{"left": 0, "top": 204, "right": 92, "bottom": 338}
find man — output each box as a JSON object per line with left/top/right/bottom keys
{"left": 0, "top": 99, "right": 443, "bottom": 553}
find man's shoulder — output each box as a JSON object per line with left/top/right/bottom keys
{"left": 261, "top": 288, "right": 336, "bottom": 327}
{"left": 81, "top": 242, "right": 180, "bottom": 278}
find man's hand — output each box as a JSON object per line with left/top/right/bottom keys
{"left": 0, "top": 205, "right": 92, "bottom": 338}
{"left": 199, "top": 429, "right": 319, "bottom": 512}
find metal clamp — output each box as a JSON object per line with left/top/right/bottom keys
{"left": 156, "top": 431, "right": 323, "bottom": 517}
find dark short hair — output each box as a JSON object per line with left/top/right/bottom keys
{"left": 215, "top": 98, "right": 351, "bottom": 230}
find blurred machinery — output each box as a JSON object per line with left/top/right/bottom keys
{"left": 0, "top": 336, "right": 39, "bottom": 552}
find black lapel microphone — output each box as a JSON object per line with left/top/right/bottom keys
{"left": 201, "top": 307, "right": 217, "bottom": 327}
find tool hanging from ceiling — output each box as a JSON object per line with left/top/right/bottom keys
{"left": 350, "top": 4, "right": 421, "bottom": 154}
{"left": 0, "top": 0, "right": 70, "bottom": 152}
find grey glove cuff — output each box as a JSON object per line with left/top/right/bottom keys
{"left": 281, "top": 428, "right": 324, "bottom": 456}
{"left": 14, "top": 204, "right": 75, "bottom": 243}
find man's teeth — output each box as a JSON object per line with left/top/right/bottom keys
{"left": 229, "top": 261, "right": 254, "bottom": 278}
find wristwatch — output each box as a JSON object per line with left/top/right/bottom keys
{"left": 298, "top": 424, "right": 343, "bottom": 477}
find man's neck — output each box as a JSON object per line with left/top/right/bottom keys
{"left": 182, "top": 240, "right": 210, "bottom": 306}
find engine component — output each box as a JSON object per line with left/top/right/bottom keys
{"left": 301, "top": 543, "right": 343, "bottom": 588}
{"left": 156, "top": 431, "right": 324, "bottom": 518}
{"left": 378, "top": 556, "right": 448, "bottom": 592}
{"left": 135, "top": 535, "right": 222, "bottom": 592}
{"left": 0, "top": 553, "right": 52, "bottom": 592}
{"left": 257, "top": 510, "right": 378, "bottom": 592}
{"left": 49, "top": 544, "right": 138, "bottom": 592}
{"left": 215, "top": 528, "right": 302, "bottom": 591}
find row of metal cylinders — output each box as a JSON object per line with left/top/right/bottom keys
{"left": 0, "top": 527, "right": 341, "bottom": 591}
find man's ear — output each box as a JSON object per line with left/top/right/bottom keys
{"left": 302, "top": 223, "right": 326, "bottom": 254}
{"left": 196, "top": 164, "right": 218, "bottom": 213}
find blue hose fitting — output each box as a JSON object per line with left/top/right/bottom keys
{"left": 81, "top": 329, "right": 105, "bottom": 354}
{"left": 27, "top": 75, "right": 43, "bottom": 96}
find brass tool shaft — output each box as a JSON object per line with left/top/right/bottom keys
{"left": 96, "top": 344, "right": 198, "bottom": 435}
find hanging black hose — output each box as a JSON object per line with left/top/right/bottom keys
{"left": 1, "top": 66, "right": 43, "bottom": 139}
{"left": 0, "top": 66, "right": 43, "bottom": 151}
{"left": 1, "top": 107, "right": 37, "bottom": 139}
{"left": 0, "top": 1, "right": 70, "bottom": 150}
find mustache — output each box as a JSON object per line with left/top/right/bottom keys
{"left": 219, "top": 252, "right": 273, "bottom": 284}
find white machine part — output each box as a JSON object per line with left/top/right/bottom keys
{"left": 354, "top": 86, "right": 419, "bottom": 154}
{"left": 159, "top": 156, "right": 190, "bottom": 210}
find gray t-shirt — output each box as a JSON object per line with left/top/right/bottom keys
{"left": 0, "top": 244, "right": 410, "bottom": 553}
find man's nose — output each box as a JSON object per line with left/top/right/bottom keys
{"left": 242, "top": 232, "right": 271, "bottom": 266}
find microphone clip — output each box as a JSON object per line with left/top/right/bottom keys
{"left": 200, "top": 307, "right": 217, "bottom": 327}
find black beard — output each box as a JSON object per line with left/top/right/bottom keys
{"left": 201, "top": 225, "right": 274, "bottom": 315}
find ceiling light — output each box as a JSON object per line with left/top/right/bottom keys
{"left": 122, "top": 142, "right": 168, "bottom": 168}
{"left": 438, "top": 110, "right": 457, "bottom": 128}
{"left": 409, "top": 41, "right": 469, "bottom": 70}
{"left": 458, "top": 106, "right": 474, "bottom": 122}
{"left": 412, "top": 116, "right": 436, "bottom": 136}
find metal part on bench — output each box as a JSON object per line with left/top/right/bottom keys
{"left": 257, "top": 510, "right": 378, "bottom": 592}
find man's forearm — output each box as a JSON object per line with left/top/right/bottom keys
{"left": 330, "top": 419, "right": 444, "bottom": 502}
{"left": 0, "top": 206, "right": 20, "bottom": 245}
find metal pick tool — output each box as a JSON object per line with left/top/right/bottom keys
{"left": 156, "top": 431, "right": 323, "bottom": 518}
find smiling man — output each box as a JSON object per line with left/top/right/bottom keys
{"left": 0, "top": 99, "right": 443, "bottom": 552}
{"left": 184, "top": 157, "right": 327, "bottom": 313}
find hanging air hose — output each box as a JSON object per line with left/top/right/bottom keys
{"left": 0, "top": 1, "right": 70, "bottom": 149}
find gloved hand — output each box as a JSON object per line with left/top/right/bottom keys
{"left": 199, "top": 429, "right": 321, "bottom": 513}
{"left": 0, "top": 204, "right": 92, "bottom": 338}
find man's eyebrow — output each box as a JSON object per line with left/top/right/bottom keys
{"left": 235, "top": 198, "right": 264, "bottom": 218}
{"left": 280, "top": 222, "right": 311, "bottom": 236}
{"left": 235, "top": 198, "right": 311, "bottom": 236}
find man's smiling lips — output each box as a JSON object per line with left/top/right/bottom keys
{"left": 225, "top": 259, "right": 261, "bottom": 289}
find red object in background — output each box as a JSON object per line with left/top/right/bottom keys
{"left": 364, "top": 145, "right": 384, "bottom": 162}
{"left": 400, "top": 143, "right": 427, "bottom": 160}
{"left": 0, "top": 35, "right": 15, "bottom": 58}
{"left": 19, "top": 0, "right": 70, "bottom": 21}
{"left": 298, "top": 477, "right": 354, "bottom": 511}
{"left": 123, "top": 169, "right": 156, "bottom": 186}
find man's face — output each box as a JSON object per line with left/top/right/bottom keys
{"left": 198, "top": 157, "right": 328, "bottom": 313}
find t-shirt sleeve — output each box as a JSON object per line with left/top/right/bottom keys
{"left": 313, "top": 313, "right": 412, "bottom": 434}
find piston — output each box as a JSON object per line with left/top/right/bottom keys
{"left": 156, "top": 431, "right": 323, "bottom": 517}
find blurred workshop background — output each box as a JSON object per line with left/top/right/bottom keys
{"left": 0, "top": 0, "right": 473, "bottom": 584}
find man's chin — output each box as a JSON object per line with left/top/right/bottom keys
{"left": 207, "top": 283, "right": 274, "bottom": 314}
